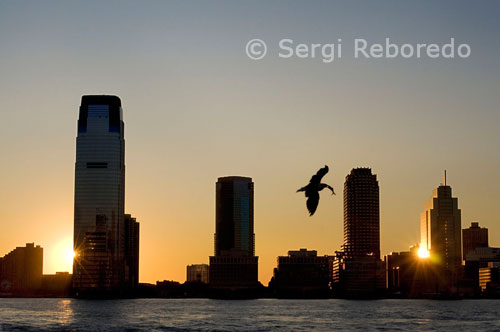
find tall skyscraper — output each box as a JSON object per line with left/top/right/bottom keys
{"left": 210, "top": 176, "right": 258, "bottom": 290}
{"left": 463, "top": 222, "right": 488, "bottom": 260}
{"left": 214, "top": 176, "right": 255, "bottom": 256}
{"left": 73, "top": 95, "right": 127, "bottom": 295}
{"left": 343, "top": 168, "right": 380, "bottom": 259}
{"left": 333, "top": 168, "right": 385, "bottom": 297}
{"left": 420, "top": 174, "right": 462, "bottom": 291}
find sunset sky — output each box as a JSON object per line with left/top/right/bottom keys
{"left": 1, "top": 1, "right": 499, "bottom": 284}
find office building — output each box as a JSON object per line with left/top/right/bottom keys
{"left": 463, "top": 222, "right": 488, "bottom": 260}
{"left": 333, "top": 253, "right": 385, "bottom": 297}
{"left": 343, "top": 168, "right": 380, "bottom": 259}
{"left": 0, "top": 243, "right": 43, "bottom": 295}
{"left": 124, "top": 214, "right": 140, "bottom": 289}
{"left": 210, "top": 176, "right": 258, "bottom": 289}
{"left": 272, "top": 249, "right": 331, "bottom": 298}
{"left": 77, "top": 214, "right": 114, "bottom": 290}
{"left": 386, "top": 250, "right": 415, "bottom": 294}
{"left": 479, "top": 262, "right": 500, "bottom": 296}
{"left": 214, "top": 176, "right": 255, "bottom": 256}
{"left": 73, "top": 95, "right": 139, "bottom": 295}
{"left": 466, "top": 247, "right": 500, "bottom": 264}
{"left": 385, "top": 248, "right": 439, "bottom": 298}
{"left": 209, "top": 254, "right": 258, "bottom": 289}
{"left": 463, "top": 247, "right": 500, "bottom": 293}
{"left": 420, "top": 173, "right": 462, "bottom": 293}
{"left": 41, "top": 272, "right": 73, "bottom": 297}
{"left": 334, "top": 168, "right": 385, "bottom": 297}
{"left": 187, "top": 264, "right": 209, "bottom": 284}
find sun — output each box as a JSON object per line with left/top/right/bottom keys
{"left": 417, "top": 246, "right": 430, "bottom": 259}
{"left": 47, "top": 236, "right": 75, "bottom": 273}
{"left": 65, "top": 247, "right": 76, "bottom": 264}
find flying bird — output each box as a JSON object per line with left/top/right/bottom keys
{"left": 297, "top": 165, "right": 335, "bottom": 216}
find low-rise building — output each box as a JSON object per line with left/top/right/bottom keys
{"left": 479, "top": 262, "right": 500, "bottom": 296}
{"left": 272, "top": 249, "right": 331, "bottom": 298}
{"left": 0, "top": 243, "right": 43, "bottom": 296}
{"left": 187, "top": 264, "right": 209, "bottom": 284}
{"left": 209, "top": 251, "right": 258, "bottom": 289}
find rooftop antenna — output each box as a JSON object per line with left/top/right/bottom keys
{"left": 444, "top": 169, "right": 447, "bottom": 186}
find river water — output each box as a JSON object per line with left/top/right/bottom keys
{"left": 0, "top": 298, "right": 499, "bottom": 331}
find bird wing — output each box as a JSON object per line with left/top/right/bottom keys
{"left": 310, "top": 165, "right": 329, "bottom": 184}
{"left": 306, "top": 191, "right": 320, "bottom": 216}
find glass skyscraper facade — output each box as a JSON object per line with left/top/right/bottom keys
{"left": 210, "top": 176, "right": 258, "bottom": 290}
{"left": 214, "top": 176, "right": 255, "bottom": 256}
{"left": 73, "top": 95, "right": 126, "bottom": 294}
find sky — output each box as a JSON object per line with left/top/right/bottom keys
{"left": 0, "top": 0, "right": 499, "bottom": 284}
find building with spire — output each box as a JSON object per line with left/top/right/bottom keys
{"left": 420, "top": 171, "right": 462, "bottom": 294}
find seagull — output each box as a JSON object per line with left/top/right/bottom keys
{"left": 297, "top": 165, "right": 335, "bottom": 216}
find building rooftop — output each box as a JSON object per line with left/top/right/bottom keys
{"left": 81, "top": 95, "right": 121, "bottom": 107}
{"left": 217, "top": 176, "right": 253, "bottom": 182}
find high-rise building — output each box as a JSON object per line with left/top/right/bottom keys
{"left": 0, "top": 243, "right": 43, "bottom": 295}
{"left": 420, "top": 174, "right": 462, "bottom": 292}
{"left": 333, "top": 168, "right": 385, "bottom": 297}
{"left": 214, "top": 176, "right": 255, "bottom": 256}
{"left": 463, "top": 222, "right": 488, "bottom": 260}
{"left": 343, "top": 168, "right": 380, "bottom": 259}
{"left": 210, "top": 176, "right": 258, "bottom": 290}
{"left": 73, "top": 95, "right": 131, "bottom": 295}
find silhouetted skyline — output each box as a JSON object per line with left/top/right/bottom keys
{"left": 1, "top": 1, "right": 499, "bottom": 285}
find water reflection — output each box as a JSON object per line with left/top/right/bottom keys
{"left": 55, "top": 299, "right": 74, "bottom": 325}
{"left": 67, "top": 299, "right": 136, "bottom": 330}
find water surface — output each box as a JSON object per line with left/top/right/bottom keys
{"left": 0, "top": 298, "right": 499, "bottom": 331}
